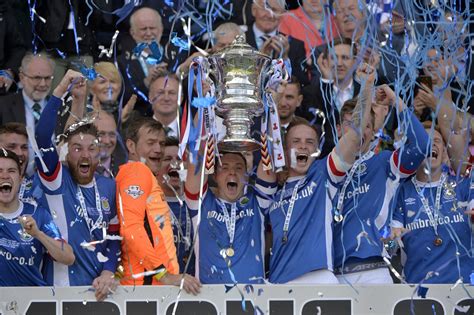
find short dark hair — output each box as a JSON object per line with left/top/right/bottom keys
{"left": 339, "top": 98, "right": 376, "bottom": 129}
{"left": 287, "top": 75, "right": 301, "bottom": 95}
{"left": 323, "top": 37, "right": 357, "bottom": 58}
{"left": 165, "top": 136, "right": 179, "bottom": 147}
{"left": 66, "top": 123, "right": 98, "bottom": 142}
{"left": 125, "top": 117, "right": 164, "bottom": 143}
{"left": 340, "top": 98, "right": 358, "bottom": 124}
{"left": 0, "top": 122, "right": 28, "bottom": 138}
{"left": 0, "top": 148, "right": 21, "bottom": 172}
{"left": 217, "top": 151, "right": 247, "bottom": 170}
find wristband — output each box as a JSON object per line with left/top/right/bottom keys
{"left": 153, "top": 269, "right": 168, "bottom": 282}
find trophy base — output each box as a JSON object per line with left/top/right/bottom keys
{"left": 218, "top": 138, "right": 261, "bottom": 152}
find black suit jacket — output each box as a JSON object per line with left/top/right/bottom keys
{"left": 117, "top": 34, "right": 191, "bottom": 117}
{"left": 0, "top": 92, "right": 26, "bottom": 125}
{"left": 298, "top": 79, "right": 361, "bottom": 157}
{"left": 245, "top": 27, "right": 309, "bottom": 86}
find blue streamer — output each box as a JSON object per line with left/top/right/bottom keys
{"left": 133, "top": 41, "right": 163, "bottom": 65}
{"left": 79, "top": 65, "right": 98, "bottom": 81}
{"left": 171, "top": 32, "right": 191, "bottom": 51}
{"left": 417, "top": 286, "right": 428, "bottom": 298}
{"left": 191, "top": 97, "right": 216, "bottom": 108}
{"left": 68, "top": 0, "right": 80, "bottom": 55}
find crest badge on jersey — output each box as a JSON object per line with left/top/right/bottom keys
{"left": 239, "top": 196, "right": 249, "bottom": 206}
{"left": 101, "top": 197, "right": 111, "bottom": 212}
{"left": 356, "top": 163, "right": 367, "bottom": 175}
{"left": 18, "top": 229, "right": 33, "bottom": 242}
{"left": 125, "top": 185, "right": 144, "bottom": 199}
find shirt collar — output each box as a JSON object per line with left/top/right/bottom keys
{"left": 333, "top": 79, "right": 354, "bottom": 94}
{"left": 22, "top": 90, "right": 45, "bottom": 109}
{"left": 253, "top": 23, "right": 277, "bottom": 47}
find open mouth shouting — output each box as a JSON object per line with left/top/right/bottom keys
{"left": 0, "top": 182, "right": 12, "bottom": 194}
{"left": 226, "top": 180, "right": 239, "bottom": 195}
{"left": 79, "top": 161, "right": 91, "bottom": 175}
{"left": 296, "top": 153, "right": 309, "bottom": 165}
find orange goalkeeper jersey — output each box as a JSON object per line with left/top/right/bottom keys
{"left": 116, "top": 161, "right": 179, "bottom": 285}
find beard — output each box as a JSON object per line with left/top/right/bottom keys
{"left": 67, "top": 159, "right": 98, "bottom": 185}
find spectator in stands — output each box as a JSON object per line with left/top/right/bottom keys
{"left": 299, "top": 38, "right": 359, "bottom": 156}
{"left": 89, "top": 62, "right": 123, "bottom": 117}
{"left": 148, "top": 71, "right": 181, "bottom": 138}
{"left": 94, "top": 111, "right": 125, "bottom": 178}
{"left": 117, "top": 117, "right": 201, "bottom": 293}
{"left": 332, "top": 84, "right": 429, "bottom": 284}
{"left": 268, "top": 64, "right": 374, "bottom": 284}
{"left": 185, "top": 148, "right": 276, "bottom": 284}
{"left": 279, "top": 0, "right": 338, "bottom": 58}
{"left": 334, "top": 0, "right": 366, "bottom": 40}
{"left": 0, "top": 52, "right": 55, "bottom": 176}
{"left": 246, "top": 0, "right": 309, "bottom": 86}
{"left": 156, "top": 137, "right": 194, "bottom": 275}
{"left": 36, "top": 70, "right": 120, "bottom": 301}
{"left": 392, "top": 121, "right": 474, "bottom": 284}
{"left": 0, "top": 149, "right": 74, "bottom": 286}
{"left": 278, "top": 77, "right": 303, "bottom": 130}
{"left": 118, "top": 6, "right": 186, "bottom": 117}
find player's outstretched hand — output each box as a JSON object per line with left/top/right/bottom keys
{"left": 92, "top": 270, "right": 119, "bottom": 301}
{"left": 161, "top": 273, "right": 202, "bottom": 295}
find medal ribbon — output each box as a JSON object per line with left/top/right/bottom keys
{"left": 411, "top": 173, "right": 447, "bottom": 237}
{"left": 216, "top": 199, "right": 237, "bottom": 248}
{"left": 280, "top": 177, "right": 305, "bottom": 243}
{"left": 336, "top": 150, "right": 374, "bottom": 213}
{"left": 169, "top": 204, "right": 192, "bottom": 251}
{"left": 19, "top": 180, "right": 27, "bottom": 200}
{"left": 76, "top": 178, "right": 104, "bottom": 234}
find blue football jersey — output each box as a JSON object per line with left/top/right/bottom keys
{"left": 167, "top": 197, "right": 195, "bottom": 275}
{"left": 185, "top": 179, "right": 276, "bottom": 284}
{"left": 269, "top": 153, "right": 345, "bottom": 283}
{"left": 394, "top": 173, "right": 474, "bottom": 283}
{"left": 39, "top": 163, "right": 120, "bottom": 286}
{"left": 0, "top": 202, "right": 62, "bottom": 286}
{"left": 333, "top": 110, "right": 429, "bottom": 269}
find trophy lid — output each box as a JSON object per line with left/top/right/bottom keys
{"left": 210, "top": 34, "right": 271, "bottom": 61}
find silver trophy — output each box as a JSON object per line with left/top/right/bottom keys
{"left": 207, "top": 35, "right": 271, "bottom": 152}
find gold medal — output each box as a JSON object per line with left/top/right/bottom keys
{"left": 226, "top": 247, "right": 235, "bottom": 257}
{"left": 434, "top": 236, "right": 443, "bottom": 246}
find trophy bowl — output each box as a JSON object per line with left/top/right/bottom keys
{"left": 208, "top": 35, "right": 271, "bottom": 152}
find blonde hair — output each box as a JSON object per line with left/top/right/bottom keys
{"left": 94, "top": 62, "right": 122, "bottom": 86}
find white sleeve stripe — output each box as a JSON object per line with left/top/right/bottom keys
{"left": 391, "top": 220, "right": 404, "bottom": 228}
{"left": 39, "top": 164, "right": 63, "bottom": 192}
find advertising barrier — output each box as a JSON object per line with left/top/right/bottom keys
{"left": 1, "top": 284, "right": 474, "bottom": 314}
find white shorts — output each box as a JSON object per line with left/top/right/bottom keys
{"left": 287, "top": 269, "right": 339, "bottom": 284}
{"left": 336, "top": 268, "right": 393, "bottom": 284}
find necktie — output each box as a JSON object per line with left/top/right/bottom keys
{"left": 32, "top": 103, "right": 42, "bottom": 125}
{"left": 259, "top": 34, "right": 271, "bottom": 49}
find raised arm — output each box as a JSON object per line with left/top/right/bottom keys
{"left": 378, "top": 84, "right": 430, "bottom": 176}
{"left": 35, "top": 70, "right": 85, "bottom": 176}
{"left": 334, "top": 63, "right": 376, "bottom": 166}
{"left": 426, "top": 87, "right": 470, "bottom": 174}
